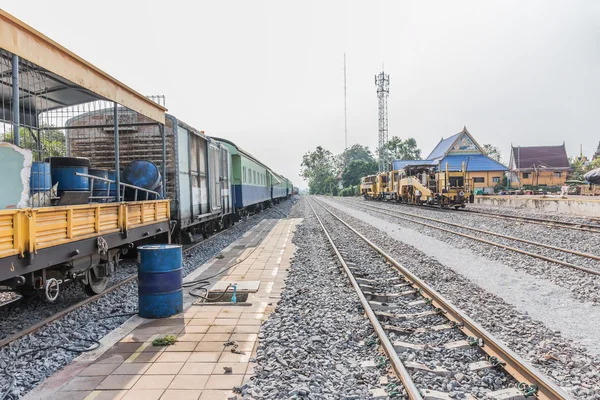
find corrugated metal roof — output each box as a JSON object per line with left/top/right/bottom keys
{"left": 426, "top": 133, "right": 460, "bottom": 160}
{"left": 393, "top": 159, "right": 438, "bottom": 170}
{"left": 438, "top": 155, "right": 507, "bottom": 172}
{"left": 510, "top": 145, "right": 570, "bottom": 169}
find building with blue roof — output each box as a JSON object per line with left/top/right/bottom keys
{"left": 393, "top": 127, "right": 507, "bottom": 192}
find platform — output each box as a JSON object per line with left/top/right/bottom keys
{"left": 27, "top": 217, "right": 301, "bottom": 400}
{"left": 475, "top": 195, "right": 600, "bottom": 218}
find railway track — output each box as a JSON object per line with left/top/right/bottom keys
{"left": 352, "top": 197, "right": 600, "bottom": 233}
{"left": 461, "top": 209, "right": 600, "bottom": 234}
{"left": 337, "top": 198, "right": 600, "bottom": 276}
{"left": 308, "top": 197, "right": 570, "bottom": 400}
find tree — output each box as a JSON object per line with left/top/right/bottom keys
{"left": 300, "top": 146, "right": 335, "bottom": 194}
{"left": 342, "top": 159, "right": 378, "bottom": 187}
{"left": 3, "top": 126, "right": 66, "bottom": 159}
{"left": 483, "top": 144, "right": 502, "bottom": 163}
{"left": 384, "top": 137, "right": 421, "bottom": 161}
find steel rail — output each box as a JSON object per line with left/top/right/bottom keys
{"left": 306, "top": 198, "right": 423, "bottom": 400}
{"left": 347, "top": 200, "right": 600, "bottom": 263}
{"left": 461, "top": 209, "right": 600, "bottom": 233}
{"left": 345, "top": 197, "right": 600, "bottom": 233}
{"left": 340, "top": 199, "right": 600, "bottom": 277}
{"left": 312, "top": 197, "right": 571, "bottom": 400}
{"left": 0, "top": 275, "right": 137, "bottom": 348}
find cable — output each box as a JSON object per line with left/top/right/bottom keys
{"left": 182, "top": 218, "right": 275, "bottom": 302}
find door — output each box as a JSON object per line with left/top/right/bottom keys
{"left": 209, "top": 143, "right": 222, "bottom": 211}
{"left": 177, "top": 126, "right": 192, "bottom": 222}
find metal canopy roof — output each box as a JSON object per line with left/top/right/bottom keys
{"left": 0, "top": 9, "right": 166, "bottom": 123}
{"left": 0, "top": 52, "right": 103, "bottom": 116}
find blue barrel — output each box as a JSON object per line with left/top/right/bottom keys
{"left": 47, "top": 157, "right": 91, "bottom": 195}
{"left": 122, "top": 160, "right": 162, "bottom": 201}
{"left": 89, "top": 169, "right": 109, "bottom": 198}
{"left": 137, "top": 244, "right": 183, "bottom": 318}
{"left": 29, "top": 162, "right": 52, "bottom": 193}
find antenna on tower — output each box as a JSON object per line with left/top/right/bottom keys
{"left": 375, "top": 67, "right": 390, "bottom": 173}
{"left": 344, "top": 53, "right": 348, "bottom": 154}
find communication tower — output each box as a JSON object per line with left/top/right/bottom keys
{"left": 375, "top": 69, "right": 389, "bottom": 173}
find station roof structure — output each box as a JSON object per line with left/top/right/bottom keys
{"left": 0, "top": 9, "right": 167, "bottom": 123}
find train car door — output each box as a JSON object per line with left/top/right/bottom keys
{"left": 220, "top": 145, "right": 232, "bottom": 215}
{"left": 177, "top": 125, "right": 192, "bottom": 224}
{"left": 208, "top": 142, "right": 222, "bottom": 211}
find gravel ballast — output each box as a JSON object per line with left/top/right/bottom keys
{"left": 245, "top": 197, "right": 397, "bottom": 400}
{"left": 0, "top": 200, "right": 294, "bottom": 399}
{"left": 335, "top": 197, "right": 600, "bottom": 304}
{"left": 316, "top": 196, "right": 600, "bottom": 399}
{"left": 312, "top": 199, "right": 518, "bottom": 399}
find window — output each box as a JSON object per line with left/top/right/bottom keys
{"left": 243, "top": 167, "right": 246, "bottom": 183}
{"left": 522, "top": 172, "right": 530, "bottom": 179}
{"left": 554, "top": 172, "right": 562, "bottom": 178}
{"left": 473, "top": 177, "right": 485, "bottom": 183}
{"left": 492, "top": 177, "right": 500, "bottom": 183}
{"left": 253, "top": 171, "right": 256, "bottom": 184}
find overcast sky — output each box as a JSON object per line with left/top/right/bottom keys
{"left": 3, "top": 1, "right": 599, "bottom": 188}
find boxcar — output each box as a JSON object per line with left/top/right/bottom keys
{"left": 67, "top": 110, "right": 233, "bottom": 241}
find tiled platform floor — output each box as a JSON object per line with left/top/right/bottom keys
{"left": 28, "top": 218, "right": 301, "bottom": 400}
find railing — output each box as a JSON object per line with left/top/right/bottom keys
{"left": 74, "top": 172, "right": 161, "bottom": 202}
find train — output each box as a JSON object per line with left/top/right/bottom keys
{"left": 361, "top": 162, "right": 474, "bottom": 209}
{"left": 0, "top": 107, "right": 292, "bottom": 301}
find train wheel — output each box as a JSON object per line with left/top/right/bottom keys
{"left": 84, "top": 268, "right": 109, "bottom": 296}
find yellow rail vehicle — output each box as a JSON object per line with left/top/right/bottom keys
{"left": 362, "top": 163, "right": 473, "bottom": 209}
{"left": 360, "top": 175, "right": 377, "bottom": 198}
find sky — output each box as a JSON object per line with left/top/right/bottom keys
{"left": 3, "top": 1, "right": 600, "bottom": 188}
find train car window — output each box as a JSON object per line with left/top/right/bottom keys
{"left": 253, "top": 171, "right": 256, "bottom": 184}
{"left": 243, "top": 167, "right": 246, "bottom": 183}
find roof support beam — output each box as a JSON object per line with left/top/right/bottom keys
{"left": 0, "top": 10, "right": 166, "bottom": 123}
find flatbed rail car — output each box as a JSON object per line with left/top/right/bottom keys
{"left": 0, "top": 200, "right": 170, "bottom": 297}
{"left": 0, "top": 15, "right": 172, "bottom": 300}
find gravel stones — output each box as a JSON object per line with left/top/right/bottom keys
{"left": 244, "top": 198, "right": 398, "bottom": 399}
{"left": 0, "top": 200, "right": 294, "bottom": 399}
{"left": 318, "top": 197, "right": 600, "bottom": 399}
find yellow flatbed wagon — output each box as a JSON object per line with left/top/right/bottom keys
{"left": 0, "top": 200, "right": 170, "bottom": 296}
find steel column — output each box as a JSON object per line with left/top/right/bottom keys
{"left": 12, "top": 54, "right": 19, "bottom": 146}
{"left": 160, "top": 124, "right": 166, "bottom": 198}
{"left": 113, "top": 102, "right": 121, "bottom": 202}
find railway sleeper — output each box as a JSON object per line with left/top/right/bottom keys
{"left": 363, "top": 290, "right": 418, "bottom": 302}
{"left": 421, "top": 389, "right": 478, "bottom": 400}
